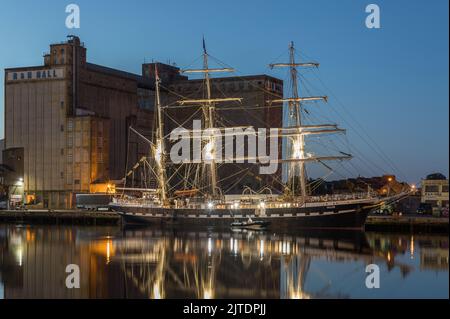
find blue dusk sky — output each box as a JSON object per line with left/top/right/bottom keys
{"left": 0, "top": 0, "right": 448, "bottom": 183}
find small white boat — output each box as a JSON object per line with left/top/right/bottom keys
{"left": 230, "top": 218, "right": 270, "bottom": 230}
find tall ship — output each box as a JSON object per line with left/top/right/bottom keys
{"left": 110, "top": 40, "right": 401, "bottom": 229}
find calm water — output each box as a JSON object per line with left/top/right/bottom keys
{"left": 0, "top": 223, "right": 448, "bottom": 299}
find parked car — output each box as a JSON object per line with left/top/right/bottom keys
{"left": 0, "top": 201, "right": 7, "bottom": 210}
{"left": 416, "top": 203, "right": 433, "bottom": 215}
{"left": 372, "top": 204, "right": 394, "bottom": 215}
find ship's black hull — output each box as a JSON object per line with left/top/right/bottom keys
{"left": 111, "top": 201, "right": 375, "bottom": 230}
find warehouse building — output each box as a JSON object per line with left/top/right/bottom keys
{"left": 3, "top": 36, "right": 284, "bottom": 208}
{"left": 3, "top": 36, "right": 155, "bottom": 208}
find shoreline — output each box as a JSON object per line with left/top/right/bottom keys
{"left": 0, "top": 209, "right": 120, "bottom": 226}
{"left": 0, "top": 209, "right": 448, "bottom": 232}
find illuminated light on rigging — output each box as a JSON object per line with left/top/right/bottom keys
{"left": 292, "top": 138, "right": 303, "bottom": 159}
{"left": 203, "top": 141, "right": 215, "bottom": 161}
{"left": 155, "top": 140, "right": 162, "bottom": 165}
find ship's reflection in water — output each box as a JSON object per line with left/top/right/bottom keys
{"left": 0, "top": 224, "right": 448, "bottom": 299}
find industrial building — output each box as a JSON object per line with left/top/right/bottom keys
{"left": 3, "top": 36, "right": 155, "bottom": 208}
{"left": 2, "top": 36, "right": 284, "bottom": 208}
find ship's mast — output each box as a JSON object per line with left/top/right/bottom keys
{"left": 155, "top": 65, "right": 168, "bottom": 203}
{"left": 269, "top": 41, "right": 331, "bottom": 198}
{"left": 288, "top": 42, "right": 308, "bottom": 198}
{"left": 177, "top": 38, "right": 241, "bottom": 199}
{"left": 202, "top": 40, "right": 218, "bottom": 198}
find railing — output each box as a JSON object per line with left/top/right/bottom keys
{"left": 112, "top": 197, "right": 159, "bottom": 207}
{"left": 111, "top": 191, "right": 377, "bottom": 210}
{"left": 307, "top": 192, "right": 377, "bottom": 203}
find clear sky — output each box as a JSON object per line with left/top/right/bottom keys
{"left": 0, "top": 0, "right": 448, "bottom": 183}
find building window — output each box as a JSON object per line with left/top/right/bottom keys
{"left": 74, "top": 179, "right": 80, "bottom": 185}
{"left": 425, "top": 185, "right": 439, "bottom": 193}
{"left": 60, "top": 125, "right": 64, "bottom": 132}
{"left": 27, "top": 72, "right": 32, "bottom": 79}
{"left": 425, "top": 200, "right": 438, "bottom": 207}
{"left": 442, "top": 185, "right": 448, "bottom": 193}
{"left": 60, "top": 172, "right": 64, "bottom": 179}
{"left": 61, "top": 148, "right": 64, "bottom": 155}
{"left": 37, "top": 71, "right": 41, "bottom": 79}
{"left": 61, "top": 101, "right": 64, "bottom": 109}
{"left": 13, "top": 73, "right": 18, "bottom": 80}
{"left": 67, "top": 133, "right": 73, "bottom": 147}
{"left": 61, "top": 57, "right": 65, "bottom": 64}
{"left": 20, "top": 73, "right": 25, "bottom": 79}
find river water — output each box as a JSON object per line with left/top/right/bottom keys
{"left": 0, "top": 223, "right": 447, "bottom": 299}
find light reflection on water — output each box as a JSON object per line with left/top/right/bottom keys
{"left": 0, "top": 224, "right": 448, "bottom": 299}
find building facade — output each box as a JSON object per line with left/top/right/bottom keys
{"left": 3, "top": 37, "right": 284, "bottom": 208}
{"left": 421, "top": 173, "right": 449, "bottom": 214}
{"left": 4, "top": 36, "right": 154, "bottom": 208}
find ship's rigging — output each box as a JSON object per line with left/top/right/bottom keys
{"left": 119, "top": 40, "right": 405, "bottom": 204}
{"left": 109, "top": 38, "right": 414, "bottom": 231}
